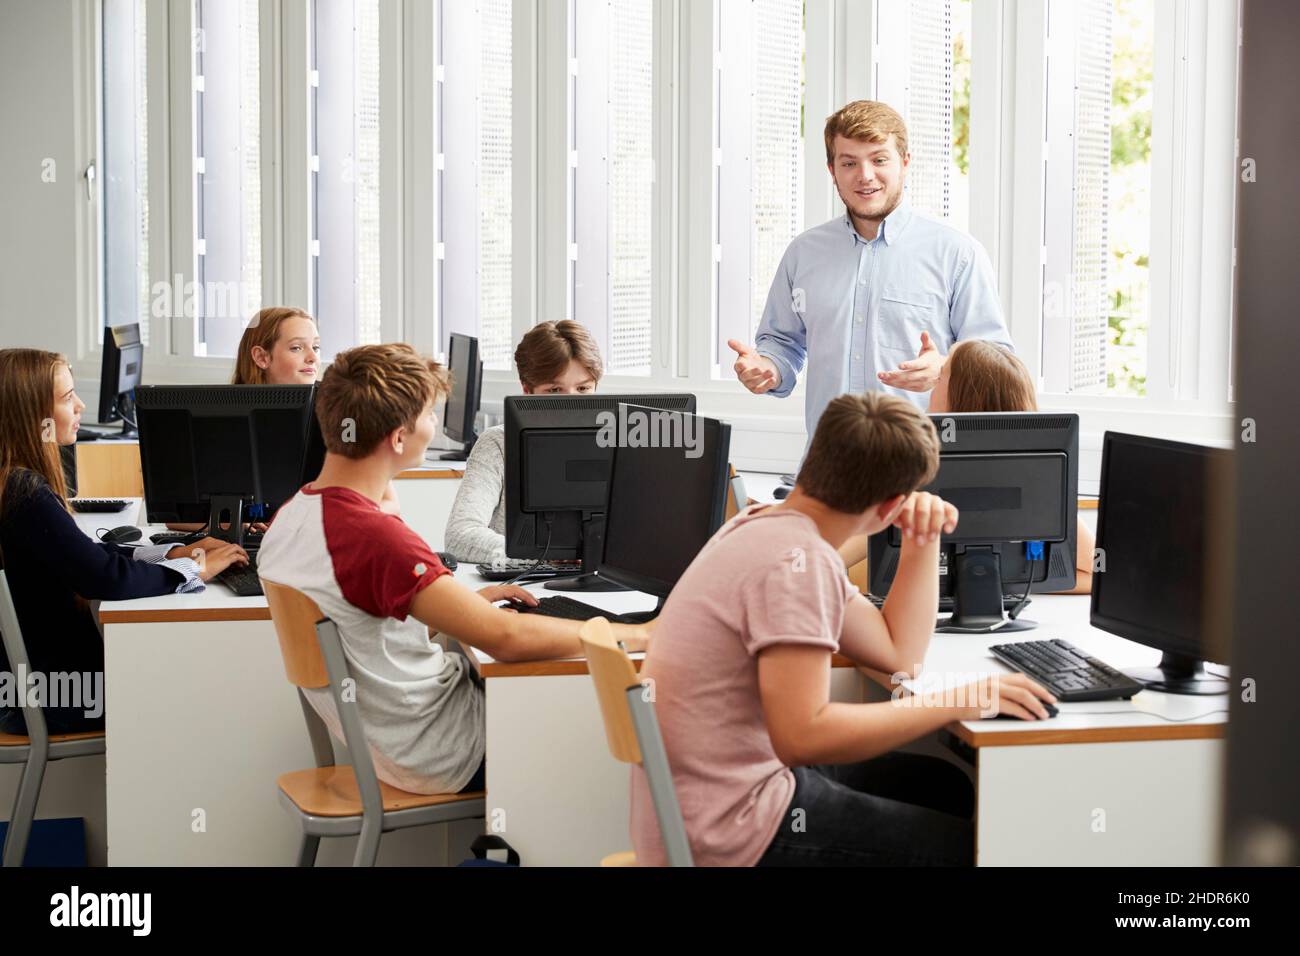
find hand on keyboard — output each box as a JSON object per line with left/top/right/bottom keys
{"left": 164, "top": 538, "right": 250, "bottom": 581}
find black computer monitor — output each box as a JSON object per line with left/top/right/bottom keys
{"left": 597, "top": 405, "right": 732, "bottom": 618}
{"left": 1091, "top": 432, "right": 1229, "bottom": 695}
{"left": 438, "top": 333, "right": 482, "bottom": 461}
{"left": 135, "top": 385, "right": 326, "bottom": 544}
{"left": 868, "top": 412, "right": 1079, "bottom": 633}
{"left": 98, "top": 323, "right": 143, "bottom": 436}
{"left": 504, "top": 392, "right": 696, "bottom": 592}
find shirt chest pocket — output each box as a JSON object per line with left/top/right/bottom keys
{"left": 876, "top": 291, "right": 940, "bottom": 354}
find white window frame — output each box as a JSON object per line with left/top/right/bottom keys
{"left": 83, "top": 0, "right": 400, "bottom": 385}
{"left": 986, "top": 0, "right": 1238, "bottom": 451}
{"left": 78, "top": 0, "right": 1240, "bottom": 473}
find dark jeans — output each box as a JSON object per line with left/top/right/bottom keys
{"left": 757, "top": 752, "right": 975, "bottom": 867}
{"left": 458, "top": 757, "right": 486, "bottom": 793}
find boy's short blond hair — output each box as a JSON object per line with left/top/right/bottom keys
{"left": 824, "top": 100, "right": 910, "bottom": 165}
{"left": 797, "top": 392, "right": 939, "bottom": 514}
{"left": 316, "top": 343, "right": 451, "bottom": 459}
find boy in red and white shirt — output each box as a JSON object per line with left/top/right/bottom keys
{"left": 260, "top": 343, "right": 648, "bottom": 794}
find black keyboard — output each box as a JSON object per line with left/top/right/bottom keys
{"left": 476, "top": 560, "right": 583, "bottom": 581}
{"left": 869, "top": 593, "right": 1030, "bottom": 614}
{"left": 513, "top": 595, "right": 611, "bottom": 621}
{"left": 216, "top": 562, "right": 263, "bottom": 597}
{"left": 151, "top": 531, "right": 265, "bottom": 547}
{"left": 214, "top": 550, "right": 263, "bottom": 597}
{"left": 151, "top": 532, "right": 201, "bottom": 545}
{"left": 71, "top": 498, "right": 129, "bottom": 513}
{"left": 989, "top": 639, "right": 1144, "bottom": 701}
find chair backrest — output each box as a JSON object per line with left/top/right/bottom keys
{"left": 579, "top": 617, "right": 643, "bottom": 764}
{"left": 579, "top": 617, "right": 694, "bottom": 866}
{"left": 723, "top": 464, "right": 744, "bottom": 521}
{"left": 0, "top": 570, "right": 50, "bottom": 746}
{"left": 263, "top": 579, "right": 330, "bottom": 689}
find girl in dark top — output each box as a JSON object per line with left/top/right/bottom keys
{"left": 0, "top": 349, "right": 249, "bottom": 735}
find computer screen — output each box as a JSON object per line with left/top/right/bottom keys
{"left": 441, "top": 333, "right": 481, "bottom": 454}
{"left": 1091, "top": 431, "right": 1229, "bottom": 693}
{"left": 868, "top": 412, "right": 1078, "bottom": 633}
{"left": 136, "top": 385, "right": 325, "bottom": 527}
{"left": 598, "top": 407, "right": 732, "bottom": 597}
{"left": 503, "top": 393, "right": 696, "bottom": 587}
{"left": 98, "top": 323, "right": 143, "bottom": 435}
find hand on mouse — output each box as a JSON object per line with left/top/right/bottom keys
{"left": 478, "top": 584, "right": 538, "bottom": 608}
{"left": 958, "top": 672, "right": 1056, "bottom": 721}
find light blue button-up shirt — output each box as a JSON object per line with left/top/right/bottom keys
{"left": 755, "top": 197, "right": 1013, "bottom": 447}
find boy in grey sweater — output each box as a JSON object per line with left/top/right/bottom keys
{"left": 444, "top": 321, "right": 605, "bottom": 562}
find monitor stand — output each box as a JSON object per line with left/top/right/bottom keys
{"left": 205, "top": 495, "right": 248, "bottom": 549}
{"left": 937, "top": 547, "right": 1037, "bottom": 634}
{"left": 114, "top": 394, "right": 138, "bottom": 439}
{"left": 545, "top": 514, "right": 629, "bottom": 593}
{"left": 437, "top": 435, "right": 476, "bottom": 461}
{"left": 1124, "top": 652, "right": 1228, "bottom": 696}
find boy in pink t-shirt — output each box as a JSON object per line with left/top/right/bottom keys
{"left": 630, "top": 392, "right": 1055, "bottom": 866}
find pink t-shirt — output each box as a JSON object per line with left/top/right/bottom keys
{"left": 629, "top": 504, "right": 857, "bottom": 866}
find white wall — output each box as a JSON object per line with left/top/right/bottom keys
{"left": 0, "top": 0, "right": 92, "bottom": 364}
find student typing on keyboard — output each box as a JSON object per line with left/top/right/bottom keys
{"left": 258, "top": 344, "right": 650, "bottom": 796}
{"left": 0, "top": 349, "right": 249, "bottom": 738}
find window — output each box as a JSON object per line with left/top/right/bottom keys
{"left": 101, "top": 0, "right": 150, "bottom": 345}
{"left": 438, "top": 0, "right": 513, "bottom": 370}
{"left": 570, "top": 0, "right": 654, "bottom": 375}
{"left": 1104, "top": 0, "right": 1153, "bottom": 396}
{"left": 193, "top": 0, "right": 262, "bottom": 358}
{"left": 874, "top": 0, "right": 955, "bottom": 223}
{"left": 1041, "top": 0, "right": 1152, "bottom": 396}
{"left": 715, "top": 0, "right": 805, "bottom": 371}
{"left": 949, "top": 0, "right": 971, "bottom": 232}
{"left": 310, "top": 0, "right": 382, "bottom": 355}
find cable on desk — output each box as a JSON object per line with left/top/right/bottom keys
{"left": 504, "top": 520, "right": 555, "bottom": 588}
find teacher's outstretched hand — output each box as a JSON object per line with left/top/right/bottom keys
{"left": 729, "top": 339, "right": 782, "bottom": 395}
{"left": 877, "top": 331, "right": 945, "bottom": 392}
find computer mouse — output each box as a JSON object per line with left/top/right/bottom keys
{"left": 437, "top": 551, "right": 459, "bottom": 571}
{"left": 773, "top": 485, "right": 791, "bottom": 500}
{"left": 101, "top": 526, "right": 143, "bottom": 545}
{"left": 995, "top": 701, "right": 1059, "bottom": 720}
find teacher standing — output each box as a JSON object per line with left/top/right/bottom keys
{"left": 730, "top": 100, "right": 1014, "bottom": 444}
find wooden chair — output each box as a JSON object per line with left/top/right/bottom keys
{"left": 579, "top": 617, "right": 693, "bottom": 867}
{"left": 0, "top": 570, "right": 106, "bottom": 867}
{"left": 262, "top": 579, "right": 485, "bottom": 867}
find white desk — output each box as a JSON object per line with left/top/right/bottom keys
{"left": 77, "top": 474, "right": 1227, "bottom": 867}
{"left": 863, "top": 594, "right": 1227, "bottom": 866}
{"left": 91, "top": 473, "right": 469, "bottom": 866}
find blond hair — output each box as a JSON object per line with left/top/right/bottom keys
{"left": 824, "top": 100, "right": 910, "bottom": 165}
{"left": 0, "top": 350, "right": 73, "bottom": 551}
{"left": 316, "top": 344, "right": 451, "bottom": 459}
{"left": 797, "top": 392, "right": 939, "bottom": 514}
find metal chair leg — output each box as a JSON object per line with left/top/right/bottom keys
{"left": 2, "top": 750, "right": 47, "bottom": 867}
{"left": 352, "top": 817, "right": 382, "bottom": 867}
{"left": 297, "top": 833, "right": 320, "bottom": 867}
